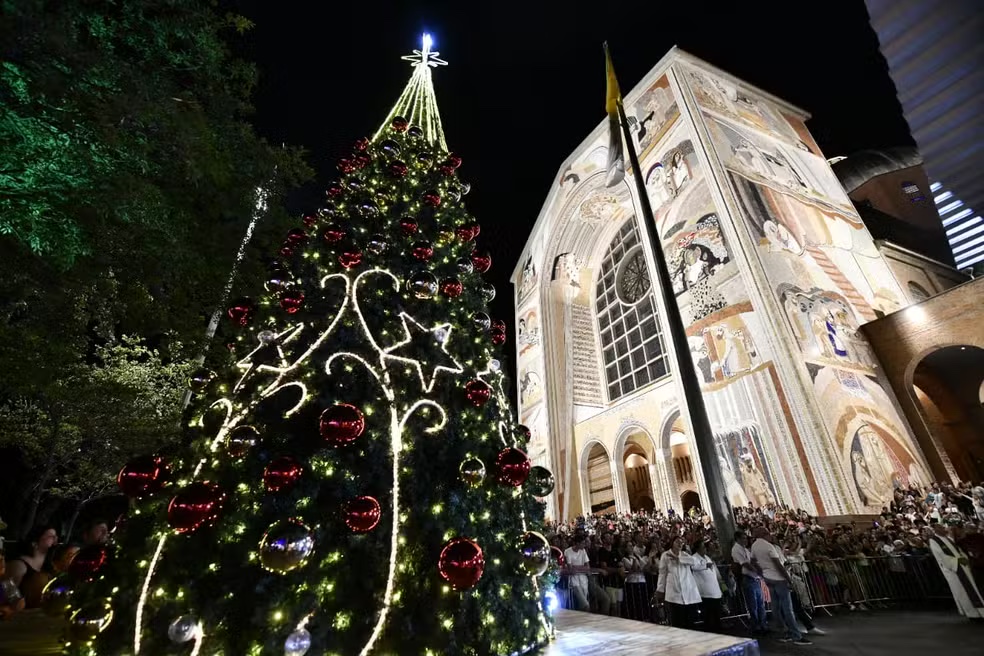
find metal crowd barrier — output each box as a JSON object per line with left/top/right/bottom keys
{"left": 556, "top": 555, "right": 953, "bottom": 628}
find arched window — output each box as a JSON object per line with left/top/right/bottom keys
{"left": 595, "top": 219, "right": 669, "bottom": 402}
{"left": 907, "top": 281, "right": 931, "bottom": 302}
{"left": 901, "top": 181, "right": 925, "bottom": 202}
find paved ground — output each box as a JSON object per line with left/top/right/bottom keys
{"left": 726, "top": 609, "right": 984, "bottom": 656}
{"left": 1, "top": 607, "right": 981, "bottom": 655}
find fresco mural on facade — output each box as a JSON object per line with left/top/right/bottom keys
{"left": 715, "top": 425, "right": 779, "bottom": 508}
{"left": 683, "top": 64, "right": 804, "bottom": 147}
{"left": 517, "top": 253, "right": 539, "bottom": 304}
{"left": 728, "top": 172, "right": 929, "bottom": 510}
{"left": 630, "top": 74, "right": 680, "bottom": 158}
{"left": 517, "top": 307, "right": 541, "bottom": 358}
{"left": 704, "top": 114, "right": 853, "bottom": 211}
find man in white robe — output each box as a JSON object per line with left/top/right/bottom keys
{"left": 929, "top": 522, "right": 984, "bottom": 619}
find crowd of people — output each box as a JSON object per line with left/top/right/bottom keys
{"left": 0, "top": 519, "right": 110, "bottom": 619}
{"left": 548, "top": 480, "right": 984, "bottom": 642}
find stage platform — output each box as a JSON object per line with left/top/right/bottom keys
{"left": 544, "top": 609, "right": 759, "bottom": 656}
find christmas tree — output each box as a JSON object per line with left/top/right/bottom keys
{"left": 59, "top": 35, "right": 556, "bottom": 656}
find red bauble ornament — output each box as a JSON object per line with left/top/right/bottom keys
{"left": 263, "top": 457, "right": 303, "bottom": 492}
{"left": 439, "top": 164, "right": 456, "bottom": 176}
{"left": 490, "top": 329, "right": 506, "bottom": 346}
{"left": 495, "top": 447, "right": 532, "bottom": 487}
{"left": 327, "top": 183, "right": 344, "bottom": 198}
{"left": 491, "top": 319, "right": 507, "bottom": 333}
{"left": 167, "top": 482, "right": 225, "bottom": 534}
{"left": 422, "top": 190, "right": 441, "bottom": 207}
{"left": 323, "top": 223, "right": 346, "bottom": 244}
{"left": 320, "top": 403, "right": 365, "bottom": 446}
{"left": 440, "top": 278, "right": 463, "bottom": 298}
{"left": 438, "top": 538, "right": 485, "bottom": 591}
{"left": 354, "top": 137, "right": 370, "bottom": 152}
{"left": 471, "top": 252, "right": 492, "bottom": 273}
{"left": 343, "top": 496, "right": 381, "bottom": 533}
{"left": 226, "top": 298, "right": 256, "bottom": 326}
{"left": 447, "top": 153, "right": 463, "bottom": 169}
{"left": 117, "top": 455, "right": 168, "bottom": 498}
{"left": 399, "top": 217, "right": 419, "bottom": 236}
{"left": 551, "top": 545, "right": 566, "bottom": 568}
{"left": 465, "top": 379, "right": 492, "bottom": 406}
{"left": 389, "top": 161, "right": 409, "bottom": 177}
{"left": 337, "top": 158, "right": 356, "bottom": 174}
{"left": 302, "top": 214, "right": 318, "bottom": 229}
{"left": 279, "top": 290, "right": 305, "bottom": 314}
{"left": 455, "top": 226, "right": 476, "bottom": 242}
{"left": 469, "top": 223, "right": 482, "bottom": 238}
{"left": 69, "top": 545, "right": 109, "bottom": 581}
{"left": 285, "top": 228, "right": 308, "bottom": 245}
{"left": 279, "top": 244, "right": 296, "bottom": 258}
{"left": 338, "top": 249, "right": 363, "bottom": 269}
{"left": 391, "top": 116, "right": 409, "bottom": 132}
{"left": 354, "top": 154, "right": 371, "bottom": 169}
{"left": 411, "top": 241, "right": 434, "bottom": 261}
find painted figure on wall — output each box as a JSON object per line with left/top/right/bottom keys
{"left": 645, "top": 163, "right": 673, "bottom": 210}
{"left": 780, "top": 285, "right": 874, "bottom": 369}
{"left": 518, "top": 308, "right": 541, "bottom": 357}
{"left": 630, "top": 74, "right": 679, "bottom": 154}
{"left": 552, "top": 253, "right": 582, "bottom": 289}
{"left": 519, "top": 255, "right": 538, "bottom": 301}
{"left": 715, "top": 425, "right": 778, "bottom": 508}
{"left": 850, "top": 424, "right": 905, "bottom": 508}
{"left": 667, "top": 214, "right": 730, "bottom": 320}
{"left": 690, "top": 313, "right": 760, "bottom": 385}
{"left": 685, "top": 65, "right": 802, "bottom": 146}
{"left": 520, "top": 367, "right": 543, "bottom": 408}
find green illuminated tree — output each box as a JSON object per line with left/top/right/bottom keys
{"left": 66, "top": 37, "right": 554, "bottom": 656}
{"left": 0, "top": 0, "right": 310, "bottom": 536}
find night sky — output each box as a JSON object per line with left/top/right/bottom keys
{"left": 231, "top": 0, "right": 912, "bottom": 378}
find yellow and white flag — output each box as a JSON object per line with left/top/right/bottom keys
{"left": 604, "top": 42, "right": 625, "bottom": 188}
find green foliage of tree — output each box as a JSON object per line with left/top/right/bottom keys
{"left": 0, "top": 335, "right": 194, "bottom": 536}
{"left": 0, "top": 0, "right": 313, "bottom": 537}
{"left": 0, "top": 0, "right": 309, "bottom": 267}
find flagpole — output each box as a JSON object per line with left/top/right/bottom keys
{"left": 607, "top": 49, "right": 735, "bottom": 546}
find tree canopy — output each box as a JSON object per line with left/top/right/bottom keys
{"left": 0, "top": 0, "right": 313, "bottom": 537}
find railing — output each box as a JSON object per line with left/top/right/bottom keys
{"left": 556, "top": 555, "right": 953, "bottom": 627}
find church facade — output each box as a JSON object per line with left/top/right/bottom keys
{"left": 511, "top": 48, "right": 936, "bottom": 521}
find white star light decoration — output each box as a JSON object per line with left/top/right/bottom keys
{"left": 382, "top": 312, "right": 463, "bottom": 392}
{"left": 232, "top": 322, "right": 307, "bottom": 393}
{"left": 401, "top": 33, "right": 447, "bottom": 69}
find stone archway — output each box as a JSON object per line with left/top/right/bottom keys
{"left": 615, "top": 427, "right": 661, "bottom": 513}
{"left": 580, "top": 440, "right": 616, "bottom": 515}
{"left": 910, "top": 345, "right": 984, "bottom": 481}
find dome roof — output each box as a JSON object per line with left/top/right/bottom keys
{"left": 831, "top": 147, "right": 923, "bottom": 194}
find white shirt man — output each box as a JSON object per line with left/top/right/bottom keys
{"left": 731, "top": 539, "right": 760, "bottom": 579}
{"left": 563, "top": 543, "right": 591, "bottom": 595}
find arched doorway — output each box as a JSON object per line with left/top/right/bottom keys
{"left": 681, "top": 491, "right": 701, "bottom": 514}
{"left": 911, "top": 345, "right": 984, "bottom": 481}
{"left": 622, "top": 435, "right": 656, "bottom": 512}
{"left": 669, "top": 429, "right": 698, "bottom": 504}
{"left": 582, "top": 442, "right": 616, "bottom": 515}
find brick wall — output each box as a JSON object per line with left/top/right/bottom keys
{"left": 861, "top": 277, "right": 984, "bottom": 482}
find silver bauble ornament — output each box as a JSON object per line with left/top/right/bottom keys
{"left": 259, "top": 519, "right": 315, "bottom": 573}
{"left": 284, "top": 628, "right": 312, "bottom": 656}
{"left": 519, "top": 530, "right": 551, "bottom": 576}
{"left": 168, "top": 615, "right": 199, "bottom": 643}
{"left": 407, "top": 271, "right": 439, "bottom": 300}
{"left": 459, "top": 457, "right": 486, "bottom": 487}
{"left": 526, "top": 466, "right": 556, "bottom": 497}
